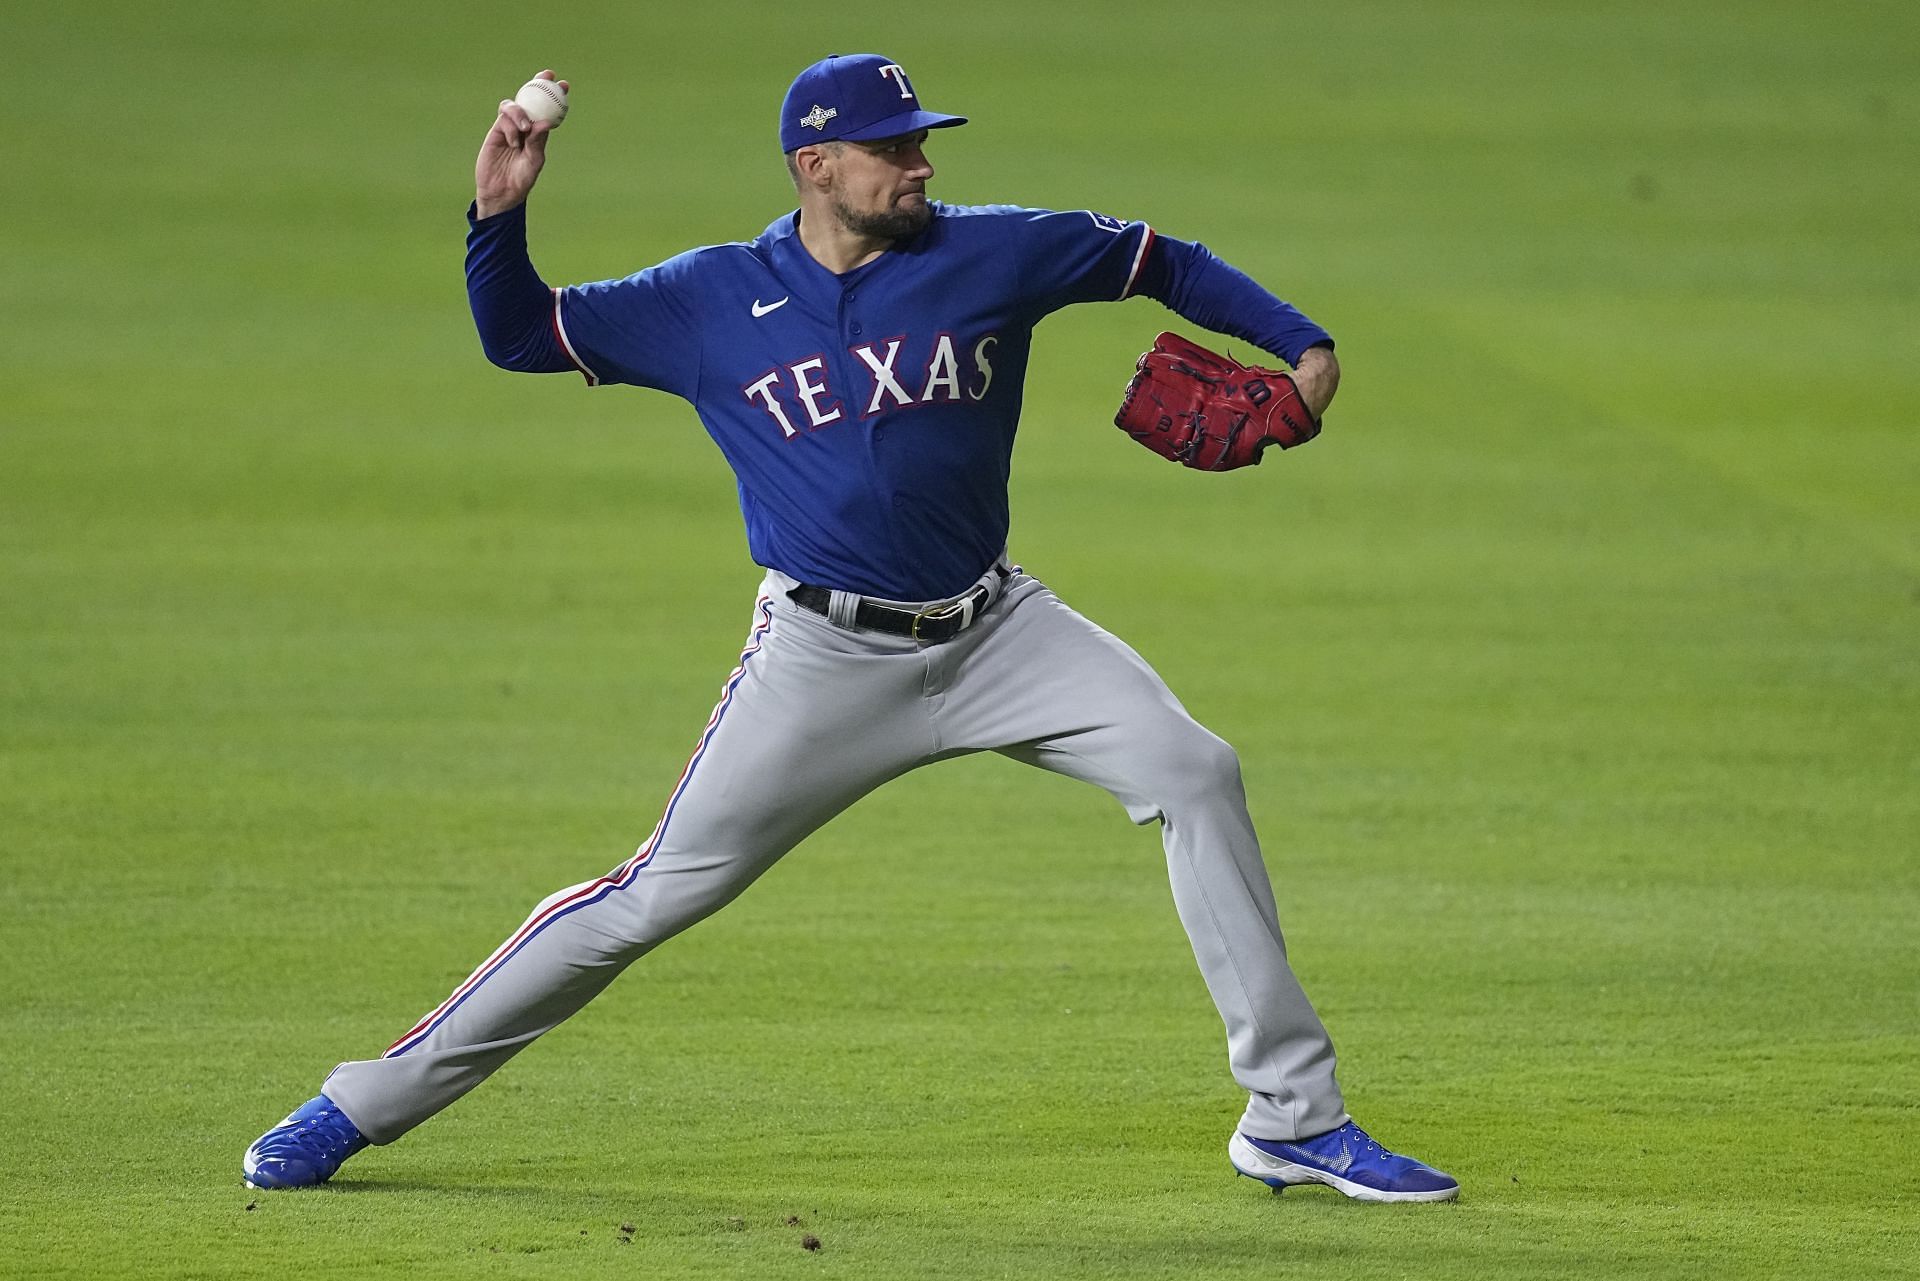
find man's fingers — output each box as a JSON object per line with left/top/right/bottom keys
{"left": 486, "top": 76, "right": 564, "bottom": 153}
{"left": 486, "top": 100, "right": 539, "bottom": 150}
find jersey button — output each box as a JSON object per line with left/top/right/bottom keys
{"left": 850, "top": 322, "right": 864, "bottom": 336}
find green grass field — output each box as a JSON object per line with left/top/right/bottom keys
{"left": 4, "top": 1, "right": 1917, "bottom": 1277}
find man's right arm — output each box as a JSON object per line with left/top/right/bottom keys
{"left": 467, "top": 203, "right": 573, "bottom": 375}
{"left": 467, "top": 72, "right": 576, "bottom": 375}
{"left": 477, "top": 71, "right": 563, "bottom": 220}
{"left": 467, "top": 72, "right": 705, "bottom": 395}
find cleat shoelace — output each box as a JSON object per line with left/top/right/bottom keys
{"left": 261, "top": 1110, "right": 361, "bottom": 1166}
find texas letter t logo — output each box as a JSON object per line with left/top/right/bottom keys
{"left": 878, "top": 64, "right": 914, "bottom": 100}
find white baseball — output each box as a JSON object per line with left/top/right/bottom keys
{"left": 514, "top": 78, "right": 568, "bottom": 126}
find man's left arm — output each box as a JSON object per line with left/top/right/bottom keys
{"left": 1288, "top": 344, "right": 1340, "bottom": 419}
{"left": 1012, "top": 209, "right": 1341, "bottom": 416}
{"left": 1132, "top": 234, "right": 1340, "bottom": 417}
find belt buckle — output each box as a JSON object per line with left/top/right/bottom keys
{"left": 910, "top": 595, "right": 971, "bottom": 643}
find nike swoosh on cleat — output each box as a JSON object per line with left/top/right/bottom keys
{"left": 1241, "top": 1135, "right": 1352, "bottom": 1175}
{"left": 751, "top": 297, "right": 789, "bottom": 317}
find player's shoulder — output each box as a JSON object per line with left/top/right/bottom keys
{"left": 678, "top": 212, "right": 814, "bottom": 276}
{"left": 635, "top": 218, "right": 792, "bottom": 286}
{"left": 932, "top": 202, "right": 1145, "bottom": 241}
{"left": 660, "top": 236, "right": 769, "bottom": 272}
{"left": 931, "top": 201, "right": 1039, "bottom": 222}
{"left": 931, "top": 201, "right": 1055, "bottom": 232}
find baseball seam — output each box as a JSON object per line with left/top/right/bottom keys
{"left": 522, "top": 80, "right": 567, "bottom": 119}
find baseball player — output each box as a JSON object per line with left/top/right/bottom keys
{"left": 243, "top": 56, "right": 1458, "bottom": 1204}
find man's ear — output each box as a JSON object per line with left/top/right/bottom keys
{"left": 790, "top": 143, "right": 839, "bottom": 191}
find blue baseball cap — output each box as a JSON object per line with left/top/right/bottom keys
{"left": 779, "top": 54, "right": 967, "bottom": 153}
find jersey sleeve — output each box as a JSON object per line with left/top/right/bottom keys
{"left": 1011, "top": 208, "right": 1160, "bottom": 317}
{"left": 466, "top": 202, "right": 575, "bottom": 376}
{"left": 1133, "top": 234, "right": 1334, "bottom": 368}
{"left": 993, "top": 205, "right": 1333, "bottom": 367}
{"left": 554, "top": 251, "right": 705, "bottom": 399}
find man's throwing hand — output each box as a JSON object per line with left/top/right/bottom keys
{"left": 475, "top": 70, "right": 568, "bottom": 219}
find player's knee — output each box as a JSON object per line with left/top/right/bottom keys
{"left": 1152, "top": 724, "right": 1247, "bottom": 810}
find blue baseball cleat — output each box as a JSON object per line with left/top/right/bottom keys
{"left": 1229, "top": 1121, "right": 1459, "bottom": 1203}
{"left": 242, "top": 1094, "right": 369, "bottom": 1189}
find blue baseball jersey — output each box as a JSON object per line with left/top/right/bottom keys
{"left": 468, "top": 202, "right": 1332, "bottom": 600}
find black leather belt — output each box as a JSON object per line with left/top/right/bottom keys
{"left": 789, "top": 568, "right": 1008, "bottom": 643}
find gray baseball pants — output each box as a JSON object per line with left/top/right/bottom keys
{"left": 323, "top": 566, "right": 1348, "bottom": 1144}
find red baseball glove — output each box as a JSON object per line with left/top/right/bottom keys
{"left": 1114, "top": 332, "right": 1321, "bottom": 470}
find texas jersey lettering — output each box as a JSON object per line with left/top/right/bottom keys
{"left": 741, "top": 330, "right": 999, "bottom": 434}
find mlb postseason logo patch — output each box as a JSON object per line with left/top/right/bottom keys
{"left": 801, "top": 104, "right": 838, "bottom": 131}
{"left": 1086, "top": 211, "right": 1130, "bottom": 234}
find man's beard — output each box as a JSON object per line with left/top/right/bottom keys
{"left": 831, "top": 192, "right": 931, "bottom": 241}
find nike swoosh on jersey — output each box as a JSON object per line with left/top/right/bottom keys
{"left": 751, "top": 297, "right": 789, "bottom": 317}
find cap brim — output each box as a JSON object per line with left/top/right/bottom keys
{"left": 838, "top": 109, "right": 968, "bottom": 142}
